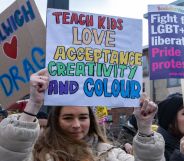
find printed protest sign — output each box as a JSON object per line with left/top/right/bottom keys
{"left": 0, "top": 0, "right": 46, "bottom": 108}
{"left": 45, "top": 9, "right": 142, "bottom": 107}
{"left": 148, "top": 5, "right": 184, "bottom": 80}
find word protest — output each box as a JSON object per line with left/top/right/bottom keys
{"left": 148, "top": 5, "right": 184, "bottom": 80}
{"left": 44, "top": 9, "right": 142, "bottom": 107}
{"left": 0, "top": 0, "right": 46, "bottom": 108}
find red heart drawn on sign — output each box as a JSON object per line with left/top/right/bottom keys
{"left": 3, "top": 36, "right": 18, "bottom": 59}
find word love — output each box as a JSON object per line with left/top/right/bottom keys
{"left": 73, "top": 27, "right": 115, "bottom": 47}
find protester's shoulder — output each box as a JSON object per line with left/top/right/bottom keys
{"left": 23, "top": 153, "right": 54, "bottom": 161}
{"left": 96, "top": 142, "right": 114, "bottom": 151}
{"left": 96, "top": 142, "right": 126, "bottom": 154}
{"left": 96, "top": 142, "right": 134, "bottom": 161}
{"left": 0, "top": 114, "right": 39, "bottom": 139}
{"left": 1, "top": 114, "right": 39, "bottom": 127}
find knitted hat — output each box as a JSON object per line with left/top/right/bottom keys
{"left": 157, "top": 93, "right": 183, "bottom": 130}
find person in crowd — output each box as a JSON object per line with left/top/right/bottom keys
{"left": 121, "top": 114, "right": 137, "bottom": 155}
{"left": 170, "top": 136, "right": 184, "bottom": 161}
{"left": 157, "top": 93, "right": 184, "bottom": 161}
{"left": 0, "top": 106, "right": 8, "bottom": 122}
{"left": 127, "top": 114, "right": 138, "bottom": 131}
{"left": 123, "top": 107, "right": 158, "bottom": 155}
{"left": 36, "top": 111, "right": 48, "bottom": 134}
{"left": 0, "top": 68, "right": 165, "bottom": 161}
{"left": 123, "top": 142, "right": 133, "bottom": 155}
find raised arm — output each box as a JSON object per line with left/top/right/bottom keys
{"left": 0, "top": 68, "right": 49, "bottom": 161}
{"left": 133, "top": 99, "right": 165, "bottom": 161}
{"left": 20, "top": 68, "right": 49, "bottom": 122}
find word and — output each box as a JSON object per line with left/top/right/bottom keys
{"left": 0, "top": 1, "right": 35, "bottom": 43}
{"left": 48, "top": 80, "right": 78, "bottom": 95}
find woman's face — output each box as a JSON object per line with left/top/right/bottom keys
{"left": 177, "top": 107, "right": 184, "bottom": 135}
{"left": 59, "top": 106, "right": 90, "bottom": 140}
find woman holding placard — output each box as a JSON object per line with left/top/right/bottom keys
{"left": 0, "top": 68, "right": 165, "bottom": 161}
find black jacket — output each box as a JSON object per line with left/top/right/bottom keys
{"left": 157, "top": 127, "right": 180, "bottom": 161}
{"left": 170, "top": 150, "right": 184, "bottom": 161}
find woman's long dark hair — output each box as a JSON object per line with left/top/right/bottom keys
{"left": 33, "top": 106, "right": 106, "bottom": 161}
{"left": 168, "top": 105, "right": 184, "bottom": 139}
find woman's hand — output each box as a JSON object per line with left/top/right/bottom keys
{"left": 20, "top": 68, "right": 49, "bottom": 122}
{"left": 124, "top": 143, "right": 133, "bottom": 155}
{"left": 134, "top": 99, "right": 158, "bottom": 135}
{"left": 29, "top": 68, "right": 49, "bottom": 105}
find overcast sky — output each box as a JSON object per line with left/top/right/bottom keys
{"left": 0, "top": 0, "right": 174, "bottom": 46}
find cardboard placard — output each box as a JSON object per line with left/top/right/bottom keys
{"left": 0, "top": 0, "right": 46, "bottom": 108}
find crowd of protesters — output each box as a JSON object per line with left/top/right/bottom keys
{"left": 0, "top": 68, "right": 183, "bottom": 161}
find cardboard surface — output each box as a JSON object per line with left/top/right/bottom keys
{"left": 0, "top": 0, "right": 46, "bottom": 108}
